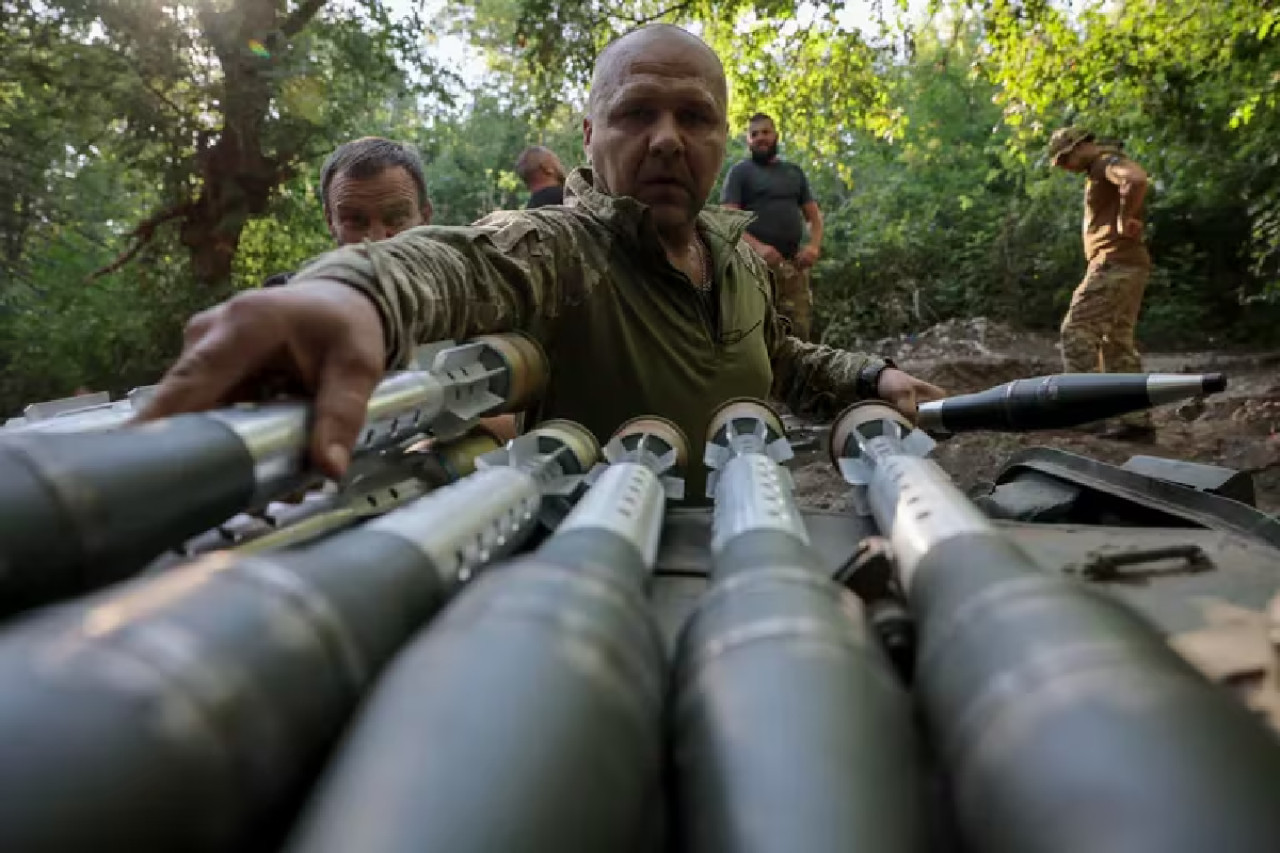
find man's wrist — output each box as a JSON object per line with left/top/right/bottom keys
{"left": 296, "top": 276, "right": 396, "bottom": 367}
{"left": 856, "top": 357, "right": 897, "bottom": 399}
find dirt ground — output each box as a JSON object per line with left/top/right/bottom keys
{"left": 786, "top": 317, "right": 1280, "bottom": 515}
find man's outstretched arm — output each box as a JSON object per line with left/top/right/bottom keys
{"left": 769, "top": 334, "right": 944, "bottom": 423}
{"left": 138, "top": 212, "right": 596, "bottom": 477}
{"left": 796, "top": 200, "right": 824, "bottom": 268}
{"left": 297, "top": 212, "right": 603, "bottom": 369}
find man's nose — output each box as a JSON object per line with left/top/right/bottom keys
{"left": 648, "top": 111, "right": 685, "bottom": 157}
{"left": 367, "top": 221, "right": 389, "bottom": 242}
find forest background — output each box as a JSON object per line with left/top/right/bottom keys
{"left": 2, "top": 0, "right": 1278, "bottom": 413}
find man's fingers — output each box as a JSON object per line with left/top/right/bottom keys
{"left": 138, "top": 309, "right": 281, "bottom": 422}
{"left": 916, "top": 379, "right": 947, "bottom": 402}
{"left": 182, "top": 307, "right": 219, "bottom": 347}
{"left": 889, "top": 379, "right": 947, "bottom": 425}
{"left": 310, "top": 351, "right": 382, "bottom": 479}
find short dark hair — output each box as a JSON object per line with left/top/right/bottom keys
{"left": 748, "top": 113, "right": 774, "bottom": 126}
{"left": 319, "top": 137, "right": 429, "bottom": 212}
{"left": 515, "top": 146, "right": 565, "bottom": 185}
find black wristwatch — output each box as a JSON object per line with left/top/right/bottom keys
{"left": 855, "top": 358, "right": 897, "bottom": 399}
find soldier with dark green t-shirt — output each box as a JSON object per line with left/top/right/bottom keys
{"left": 138, "top": 24, "right": 943, "bottom": 502}
{"left": 721, "top": 113, "right": 825, "bottom": 341}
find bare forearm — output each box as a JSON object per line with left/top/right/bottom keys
{"left": 1119, "top": 181, "right": 1147, "bottom": 222}
{"left": 1106, "top": 160, "right": 1148, "bottom": 233}
{"left": 804, "top": 212, "right": 824, "bottom": 250}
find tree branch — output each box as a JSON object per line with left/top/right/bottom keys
{"left": 126, "top": 57, "right": 189, "bottom": 119}
{"left": 85, "top": 203, "right": 192, "bottom": 282}
{"left": 281, "top": 0, "right": 328, "bottom": 37}
{"left": 601, "top": 1, "right": 693, "bottom": 28}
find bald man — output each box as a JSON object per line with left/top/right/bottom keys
{"left": 515, "top": 145, "right": 567, "bottom": 208}
{"left": 139, "top": 24, "right": 943, "bottom": 502}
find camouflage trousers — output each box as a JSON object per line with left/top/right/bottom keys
{"left": 775, "top": 261, "right": 813, "bottom": 342}
{"left": 1061, "top": 259, "right": 1151, "bottom": 425}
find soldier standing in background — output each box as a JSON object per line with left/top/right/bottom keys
{"left": 515, "top": 145, "right": 568, "bottom": 208}
{"left": 720, "top": 113, "right": 825, "bottom": 341}
{"left": 1048, "top": 126, "right": 1155, "bottom": 441}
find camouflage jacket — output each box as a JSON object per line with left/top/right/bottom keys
{"left": 298, "top": 167, "right": 884, "bottom": 500}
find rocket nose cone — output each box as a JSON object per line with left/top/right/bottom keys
{"left": 916, "top": 400, "right": 944, "bottom": 432}
{"left": 1148, "top": 372, "right": 1231, "bottom": 405}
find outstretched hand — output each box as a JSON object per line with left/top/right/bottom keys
{"left": 876, "top": 367, "right": 946, "bottom": 423}
{"left": 136, "top": 280, "right": 386, "bottom": 479}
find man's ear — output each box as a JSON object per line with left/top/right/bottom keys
{"left": 582, "top": 116, "right": 593, "bottom": 156}
{"left": 421, "top": 199, "right": 434, "bottom": 226}
{"left": 324, "top": 205, "right": 338, "bottom": 242}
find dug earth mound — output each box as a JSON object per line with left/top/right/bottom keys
{"left": 787, "top": 317, "right": 1280, "bottom": 514}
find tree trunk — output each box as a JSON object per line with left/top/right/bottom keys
{"left": 181, "top": 0, "right": 322, "bottom": 291}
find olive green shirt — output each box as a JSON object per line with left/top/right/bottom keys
{"left": 297, "top": 167, "right": 880, "bottom": 500}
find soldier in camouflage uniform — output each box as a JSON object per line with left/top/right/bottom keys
{"left": 1048, "top": 126, "right": 1155, "bottom": 440}
{"left": 139, "top": 24, "right": 944, "bottom": 502}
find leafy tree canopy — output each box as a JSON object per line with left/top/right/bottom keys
{"left": 2, "top": 0, "right": 1278, "bottom": 414}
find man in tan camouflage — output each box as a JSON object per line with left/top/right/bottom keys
{"left": 1048, "top": 126, "right": 1154, "bottom": 441}
{"left": 138, "top": 24, "right": 943, "bottom": 501}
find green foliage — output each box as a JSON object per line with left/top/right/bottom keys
{"left": 1, "top": 0, "right": 452, "bottom": 410}
{"left": 498, "top": 0, "right": 902, "bottom": 171}
{"left": 702, "top": 1, "right": 899, "bottom": 179}
{"left": 231, "top": 180, "right": 333, "bottom": 288}
{"left": 487, "top": 0, "right": 1280, "bottom": 349}
{"left": 230, "top": 92, "right": 587, "bottom": 291}
{"left": 802, "top": 24, "right": 1087, "bottom": 344}
{"left": 5, "top": 0, "right": 1280, "bottom": 418}
{"left": 0, "top": 233, "right": 208, "bottom": 410}
{"left": 417, "top": 94, "right": 584, "bottom": 225}
{"left": 972, "top": 0, "right": 1280, "bottom": 301}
